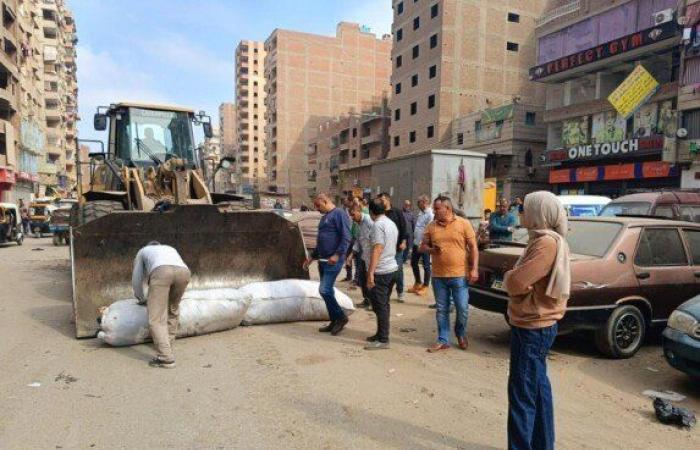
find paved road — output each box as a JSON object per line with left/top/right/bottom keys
{"left": 0, "top": 238, "right": 698, "bottom": 449}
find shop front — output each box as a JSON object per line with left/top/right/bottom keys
{"left": 0, "top": 167, "right": 15, "bottom": 202}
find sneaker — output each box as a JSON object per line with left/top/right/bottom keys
{"left": 354, "top": 301, "right": 370, "bottom": 308}
{"left": 364, "top": 341, "right": 390, "bottom": 350}
{"left": 319, "top": 322, "right": 335, "bottom": 333}
{"left": 397, "top": 293, "right": 405, "bottom": 303}
{"left": 365, "top": 334, "right": 379, "bottom": 342}
{"left": 149, "top": 358, "right": 176, "bottom": 369}
{"left": 330, "top": 317, "right": 349, "bottom": 336}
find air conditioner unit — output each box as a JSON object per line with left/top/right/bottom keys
{"left": 653, "top": 9, "right": 674, "bottom": 26}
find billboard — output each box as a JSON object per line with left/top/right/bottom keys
{"left": 657, "top": 100, "right": 678, "bottom": 138}
{"left": 562, "top": 116, "right": 589, "bottom": 147}
{"left": 608, "top": 64, "right": 659, "bottom": 120}
{"left": 633, "top": 102, "right": 658, "bottom": 138}
{"left": 592, "top": 111, "right": 626, "bottom": 144}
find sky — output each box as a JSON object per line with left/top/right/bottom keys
{"left": 72, "top": 0, "right": 393, "bottom": 143}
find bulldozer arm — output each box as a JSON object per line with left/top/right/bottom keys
{"left": 70, "top": 205, "right": 309, "bottom": 337}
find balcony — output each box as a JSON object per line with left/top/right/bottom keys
{"left": 361, "top": 132, "right": 382, "bottom": 145}
{"left": 307, "top": 170, "right": 317, "bottom": 182}
{"left": 39, "top": 162, "right": 57, "bottom": 174}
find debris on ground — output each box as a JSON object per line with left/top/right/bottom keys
{"left": 27, "top": 382, "right": 41, "bottom": 388}
{"left": 399, "top": 327, "right": 417, "bottom": 333}
{"left": 645, "top": 367, "right": 659, "bottom": 373}
{"left": 54, "top": 372, "right": 78, "bottom": 384}
{"left": 653, "top": 398, "right": 697, "bottom": 429}
{"left": 642, "top": 390, "right": 686, "bottom": 402}
{"left": 31, "top": 248, "right": 44, "bottom": 251}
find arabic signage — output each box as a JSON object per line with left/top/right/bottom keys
{"left": 481, "top": 104, "right": 514, "bottom": 124}
{"left": 545, "top": 136, "right": 664, "bottom": 164}
{"left": 608, "top": 65, "right": 659, "bottom": 120}
{"left": 549, "top": 162, "right": 678, "bottom": 184}
{"left": 530, "top": 22, "right": 677, "bottom": 81}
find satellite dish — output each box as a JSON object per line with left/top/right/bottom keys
{"left": 677, "top": 128, "right": 688, "bottom": 139}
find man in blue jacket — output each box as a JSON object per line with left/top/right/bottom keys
{"left": 489, "top": 198, "right": 518, "bottom": 241}
{"left": 305, "top": 193, "right": 352, "bottom": 335}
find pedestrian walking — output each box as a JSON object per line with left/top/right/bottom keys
{"left": 402, "top": 200, "right": 416, "bottom": 263}
{"left": 364, "top": 199, "right": 398, "bottom": 350}
{"left": 408, "top": 195, "right": 433, "bottom": 299}
{"left": 503, "top": 191, "right": 570, "bottom": 450}
{"left": 419, "top": 196, "right": 479, "bottom": 352}
{"left": 304, "top": 193, "right": 352, "bottom": 335}
{"left": 343, "top": 199, "right": 357, "bottom": 282}
{"left": 18, "top": 199, "right": 30, "bottom": 235}
{"left": 349, "top": 203, "right": 374, "bottom": 308}
{"left": 132, "top": 241, "right": 191, "bottom": 368}
{"left": 378, "top": 193, "right": 408, "bottom": 302}
{"left": 490, "top": 198, "right": 518, "bottom": 241}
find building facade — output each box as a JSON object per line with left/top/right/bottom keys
{"left": 307, "top": 102, "right": 390, "bottom": 200}
{"left": 264, "top": 22, "right": 392, "bottom": 205}
{"left": 235, "top": 40, "right": 266, "bottom": 195}
{"left": 218, "top": 102, "right": 237, "bottom": 156}
{"left": 532, "top": 0, "right": 683, "bottom": 196}
{"left": 452, "top": 103, "right": 549, "bottom": 199}
{"left": 388, "top": 0, "right": 548, "bottom": 158}
{"left": 0, "top": 0, "right": 21, "bottom": 202}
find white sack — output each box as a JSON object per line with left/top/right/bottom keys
{"left": 239, "top": 279, "right": 355, "bottom": 325}
{"left": 97, "top": 295, "right": 251, "bottom": 347}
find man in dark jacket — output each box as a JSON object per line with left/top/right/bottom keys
{"left": 378, "top": 193, "right": 408, "bottom": 302}
{"left": 304, "top": 193, "right": 352, "bottom": 335}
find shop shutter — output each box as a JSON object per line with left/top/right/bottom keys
{"left": 683, "top": 109, "right": 700, "bottom": 139}
{"left": 683, "top": 57, "right": 700, "bottom": 85}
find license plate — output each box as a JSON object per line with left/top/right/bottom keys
{"left": 491, "top": 278, "right": 505, "bottom": 291}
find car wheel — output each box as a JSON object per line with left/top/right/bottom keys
{"left": 594, "top": 305, "right": 646, "bottom": 359}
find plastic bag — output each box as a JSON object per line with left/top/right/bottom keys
{"left": 97, "top": 294, "right": 251, "bottom": 347}
{"left": 239, "top": 279, "right": 355, "bottom": 325}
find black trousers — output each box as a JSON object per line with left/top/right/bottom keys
{"left": 357, "top": 259, "right": 370, "bottom": 302}
{"left": 369, "top": 271, "right": 397, "bottom": 343}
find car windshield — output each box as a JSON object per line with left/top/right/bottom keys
{"left": 599, "top": 202, "right": 651, "bottom": 217}
{"left": 116, "top": 107, "right": 195, "bottom": 165}
{"left": 567, "top": 205, "right": 603, "bottom": 217}
{"left": 513, "top": 220, "right": 622, "bottom": 257}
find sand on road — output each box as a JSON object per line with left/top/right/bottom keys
{"left": 0, "top": 238, "right": 698, "bottom": 449}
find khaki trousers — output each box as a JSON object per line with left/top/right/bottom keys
{"left": 147, "top": 265, "right": 191, "bottom": 362}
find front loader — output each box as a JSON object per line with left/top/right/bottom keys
{"left": 71, "top": 102, "right": 307, "bottom": 337}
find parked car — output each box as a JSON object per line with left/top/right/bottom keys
{"left": 662, "top": 296, "right": 700, "bottom": 378}
{"left": 470, "top": 217, "right": 700, "bottom": 358}
{"left": 599, "top": 191, "right": 700, "bottom": 221}
{"left": 558, "top": 195, "right": 610, "bottom": 217}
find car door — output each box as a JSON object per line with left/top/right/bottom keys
{"left": 633, "top": 227, "right": 696, "bottom": 321}
{"left": 681, "top": 228, "right": 700, "bottom": 294}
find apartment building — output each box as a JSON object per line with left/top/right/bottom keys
{"left": 235, "top": 40, "right": 266, "bottom": 194}
{"left": 219, "top": 102, "right": 237, "bottom": 156}
{"left": 307, "top": 103, "right": 390, "bottom": 199}
{"left": 532, "top": 0, "right": 683, "bottom": 196}
{"left": 264, "top": 22, "right": 392, "bottom": 205}
{"left": 0, "top": 0, "right": 21, "bottom": 202}
{"left": 388, "top": 0, "right": 548, "bottom": 158}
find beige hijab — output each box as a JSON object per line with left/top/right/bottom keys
{"left": 516, "top": 191, "right": 571, "bottom": 300}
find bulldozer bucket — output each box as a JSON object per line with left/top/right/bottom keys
{"left": 70, "top": 205, "right": 309, "bottom": 337}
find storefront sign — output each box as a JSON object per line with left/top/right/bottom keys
{"left": 608, "top": 65, "right": 659, "bottom": 120}
{"left": 481, "top": 104, "right": 514, "bottom": 124}
{"left": 549, "top": 168, "right": 572, "bottom": 184}
{"left": 642, "top": 161, "right": 673, "bottom": 178}
{"left": 0, "top": 167, "right": 15, "bottom": 185}
{"left": 604, "top": 164, "right": 636, "bottom": 180}
{"left": 564, "top": 136, "right": 664, "bottom": 163}
{"left": 550, "top": 161, "right": 678, "bottom": 184}
{"left": 575, "top": 167, "right": 600, "bottom": 182}
{"left": 529, "top": 22, "right": 677, "bottom": 81}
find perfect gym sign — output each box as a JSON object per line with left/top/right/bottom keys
{"left": 530, "top": 22, "right": 677, "bottom": 81}
{"left": 546, "top": 136, "right": 664, "bottom": 164}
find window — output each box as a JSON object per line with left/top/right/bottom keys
{"left": 428, "top": 94, "right": 435, "bottom": 109}
{"left": 525, "top": 112, "right": 536, "bottom": 126}
{"left": 427, "top": 125, "right": 434, "bottom": 138}
{"left": 431, "top": 3, "right": 439, "bottom": 18}
{"left": 352, "top": 149, "right": 357, "bottom": 158}
{"left": 412, "top": 45, "right": 419, "bottom": 59}
{"left": 396, "top": 28, "right": 403, "bottom": 42}
{"left": 411, "top": 102, "right": 417, "bottom": 115}
{"left": 413, "top": 16, "right": 420, "bottom": 30}
{"left": 430, "top": 34, "right": 438, "bottom": 49}
{"left": 397, "top": 1, "right": 404, "bottom": 14}
{"left": 394, "top": 135, "right": 400, "bottom": 146}
{"left": 396, "top": 55, "right": 402, "bottom": 68}
{"left": 254, "top": 126, "right": 258, "bottom": 130}
{"left": 475, "top": 121, "right": 482, "bottom": 132}
{"left": 680, "top": 206, "right": 700, "bottom": 223}
{"left": 508, "top": 12, "right": 520, "bottom": 23}
{"left": 457, "top": 133, "right": 464, "bottom": 145}
{"left": 254, "top": 81, "right": 258, "bottom": 86}
{"left": 654, "top": 206, "right": 675, "bottom": 219}
{"left": 409, "top": 131, "right": 416, "bottom": 143}
{"left": 395, "top": 109, "right": 401, "bottom": 121}
{"left": 429, "top": 65, "right": 437, "bottom": 79}
{"left": 507, "top": 42, "right": 519, "bottom": 52}
{"left": 352, "top": 128, "right": 357, "bottom": 137}
{"left": 495, "top": 119, "right": 504, "bottom": 128}
{"left": 395, "top": 82, "right": 402, "bottom": 94}
{"left": 411, "top": 74, "right": 418, "bottom": 87}
{"left": 635, "top": 228, "right": 688, "bottom": 266}
{"left": 684, "top": 230, "right": 700, "bottom": 264}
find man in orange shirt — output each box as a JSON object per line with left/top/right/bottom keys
{"left": 420, "top": 196, "right": 479, "bottom": 352}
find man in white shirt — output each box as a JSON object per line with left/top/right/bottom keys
{"left": 408, "top": 195, "right": 434, "bottom": 297}
{"left": 132, "top": 241, "right": 191, "bottom": 368}
{"left": 348, "top": 203, "right": 373, "bottom": 308}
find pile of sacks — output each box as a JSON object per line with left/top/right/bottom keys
{"left": 97, "top": 279, "right": 355, "bottom": 346}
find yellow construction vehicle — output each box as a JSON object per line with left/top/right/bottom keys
{"left": 71, "top": 102, "right": 308, "bottom": 337}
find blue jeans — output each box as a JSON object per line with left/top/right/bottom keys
{"left": 318, "top": 261, "right": 346, "bottom": 322}
{"left": 394, "top": 252, "right": 404, "bottom": 294}
{"left": 432, "top": 277, "right": 469, "bottom": 345}
{"left": 508, "top": 324, "right": 557, "bottom": 450}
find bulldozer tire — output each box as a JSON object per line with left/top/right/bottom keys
{"left": 77, "top": 200, "right": 125, "bottom": 226}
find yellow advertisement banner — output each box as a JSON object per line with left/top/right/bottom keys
{"left": 607, "top": 65, "right": 659, "bottom": 120}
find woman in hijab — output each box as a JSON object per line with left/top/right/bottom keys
{"left": 503, "top": 191, "right": 571, "bottom": 450}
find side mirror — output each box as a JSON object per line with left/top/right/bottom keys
{"left": 203, "top": 122, "right": 213, "bottom": 139}
{"left": 94, "top": 113, "right": 107, "bottom": 131}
